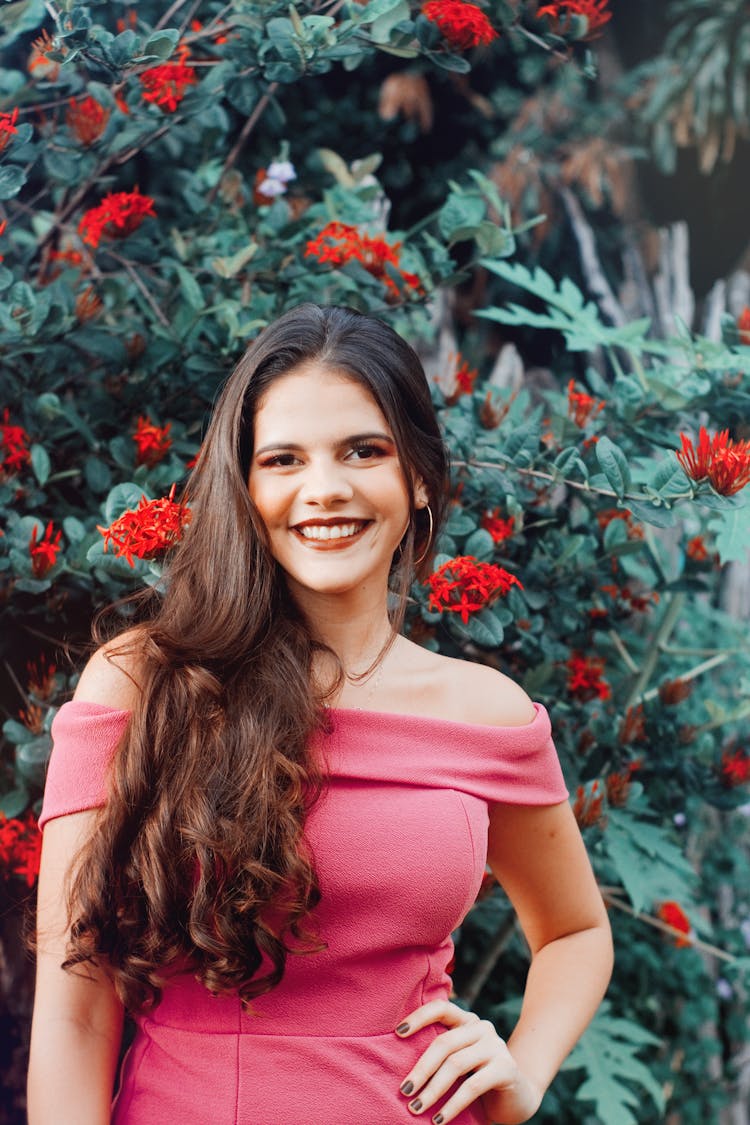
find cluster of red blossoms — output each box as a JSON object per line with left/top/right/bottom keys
{"left": 426, "top": 555, "right": 522, "bottom": 624}
{"left": 78, "top": 189, "right": 156, "bottom": 249}
{"left": 0, "top": 106, "right": 19, "bottom": 152}
{"left": 305, "top": 222, "right": 422, "bottom": 300}
{"left": 98, "top": 484, "right": 192, "bottom": 566}
{"left": 1, "top": 410, "right": 31, "bottom": 475}
{"left": 721, "top": 747, "right": 750, "bottom": 787}
{"left": 481, "top": 509, "right": 515, "bottom": 544}
{"left": 421, "top": 1, "right": 498, "bottom": 50}
{"left": 567, "top": 379, "right": 605, "bottom": 427}
{"left": 656, "top": 901, "right": 692, "bottom": 948}
{"left": 66, "top": 95, "right": 110, "bottom": 145}
{"left": 676, "top": 426, "right": 750, "bottom": 497}
{"left": 566, "top": 652, "right": 611, "bottom": 701}
{"left": 139, "top": 46, "right": 198, "bottom": 113}
{"left": 29, "top": 521, "right": 62, "bottom": 578}
{"left": 0, "top": 811, "right": 42, "bottom": 888}
{"left": 538, "top": 0, "right": 612, "bottom": 40}
{"left": 133, "top": 416, "right": 172, "bottom": 468}
{"left": 737, "top": 307, "right": 750, "bottom": 346}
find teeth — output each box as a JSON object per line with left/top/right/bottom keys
{"left": 297, "top": 522, "right": 363, "bottom": 541}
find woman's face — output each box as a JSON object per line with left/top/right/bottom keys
{"left": 247, "top": 363, "right": 425, "bottom": 607}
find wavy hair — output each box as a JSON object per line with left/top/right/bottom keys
{"left": 63, "top": 304, "right": 450, "bottom": 1011}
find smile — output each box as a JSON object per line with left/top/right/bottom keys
{"left": 293, "top": 520, "right": 369, "bottom": 543}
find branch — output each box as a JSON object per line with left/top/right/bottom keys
{"left": 624, "top": 592, "right": 686, "bottom": 710}
{"left": 207, "top": 84, "right": 280, "bottom": 205}
{"left": 457, "top": 909, "right": 517, "bottom": 1008}
{"left": 602, "top": 891, "right": 736, "bottom": 964}
{"left": 107, "top": 251, "right": 171, "bottom": 328}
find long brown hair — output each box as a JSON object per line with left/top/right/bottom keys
{"left": 64, "top": 304, "right": 449, "bottom": 1011}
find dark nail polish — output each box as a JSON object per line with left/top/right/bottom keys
{"left": 396, "top": 1022, "right": 410, "bottom": 1034}
{"left": 410, "top": 1099, "right": 422, "bottom": 1112}
{"left": 400, "top": 1081, "right": 414, "bottom": 1095}
{"left": 433, "top": 1116, "right": 444, "bottom": 1124}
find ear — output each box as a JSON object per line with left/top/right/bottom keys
{"left": 414, "top": 479, "right": 429, "bottom": 509}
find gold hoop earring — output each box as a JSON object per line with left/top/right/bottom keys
{"left": 414, "top": 504, "right": 434, "bottom": 568}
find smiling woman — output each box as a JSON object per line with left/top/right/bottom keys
{"left": 28, "top": 305, "right": 612, "bottom": 1125}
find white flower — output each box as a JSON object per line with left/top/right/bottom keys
{"left": 257, "top": 177, "right": 287, "bottom": 198}
{"left": 266, "top": 160, "right": 296, "bottom": 183}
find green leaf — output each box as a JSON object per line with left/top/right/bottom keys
{"left": 103, "top": 482, "right": 148, "bottom": 524}
{"left": 605, "top": 809, "right": 695, "bottom": 914}
{"left": 2, "top": 719, "right": 37, "bottom": 745}
{"left": 138, "top": 29, "right": 180, "bottom": 60}
{"left": 596, "top": 436, "right": 631, "bottom": 499}
{"left": 466, "top": 609, "right": 504, "bottom": 647}
{"left": 464, "top": 528, "right": 495, "bottom": 559}
{"left": 0, "top": 164, "right": 27, "bottom": 201}
{"left": 30, "top": 442, "right": 51, "bottom": 486}
{"left": 0, "top": 0, "right": 46, "bottom": 48}
{"left": 0, "top": 787, "right": 30, "bottom": 818}
{"left": 174, "top": 263, "right": 205, "bottom": 311}
{"left": 15, "top": 735, "right": 52, "bottom": 787}
{"left": 709, "top": 506, "right": 750, "bottom": 565}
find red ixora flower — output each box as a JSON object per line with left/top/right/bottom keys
{"left": 0, "top": 811, "right": 42, "bottom": 887}
{"left": 139, "top": 46, "right": 198, "bottom": 113}
{"left": 422, "top": 1, "right": 498, "bottom": 50}
{"left": 133, "top": 415, "right": 172, "bottom": 468}
{"left": 78, "top": 189, "right": 156, "bottom": 249}
{"left": 98, "top": 484, "right": 192, "bottom": 566}
{"left": 566, "top": 652, "right": 611, "bottom": 701}
{"left": 675, "top": 426, "right": 750, "bottom": 497}
{"left": 29, "top": 521, "right": 62, "bottom": 578}
{"left": 721, "top": 748, "right": 750, "bottom": 788}
{"left": 481, "top": 509, "right": 514, "bottom": 544}
{"left": 66, "top": 95, "right": 110, "bottom": 145}
{"left": 426, "top": 555, "right": 523, "bottom": 624}
{"left": 305, "top": 222, "right": 422, "bottom": 301}
{"left": 737, "top": 307, "right": 750, "bottom": 346}
{"left": 0, "top": 107, "right": 19, "bottom": 152}
{"left": 538, "top": 0, "right": 612, "bottom": 40}
{"left": 567, "top": 379, "right": 605, "bottom": 427}
{"left": 656, "top": 901, "right": 692, "bottom": 948}
{"left": 1, "top": 409, "right": 31, "bottom": 475}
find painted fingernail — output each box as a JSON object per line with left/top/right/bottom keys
{"left": 400, "top": 1081, "right": 414, "bottom": 1095}
{"left": 410, "top": 1099, "right": 423, "bottom": 1112}
{"left": 433, "top": 1115, "right": 444, "bottom": 1124}
{"left": 396, "top": 1022, "right": 410, "bottom": 1034}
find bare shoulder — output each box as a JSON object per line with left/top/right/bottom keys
{"left": 73, "top": 627, "right": 146, "bottom": 710}
{"left": 397, "top": 640, "right": 535, "bottom": 726}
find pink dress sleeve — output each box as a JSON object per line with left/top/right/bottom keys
{"left": 38, "top": 700, "right": 131, "bottom": 830}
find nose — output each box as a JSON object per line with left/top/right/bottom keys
{"left": 299, "top": 456, "right": 355, "bottom": 507}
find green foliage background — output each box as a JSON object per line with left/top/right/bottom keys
{"left": 2, "top": 2, "right": 750, "bottom": 1121}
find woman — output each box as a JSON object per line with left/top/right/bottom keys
{"left": 28, "top": 304, "right": 613, "bottom": 1124}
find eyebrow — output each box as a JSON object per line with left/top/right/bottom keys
{"left": 254, "top": 431, "right": 396, "bottom": 456}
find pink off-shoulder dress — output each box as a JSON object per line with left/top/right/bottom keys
{"left": 40, "top": 699, "right": 568, "bottom": 1125}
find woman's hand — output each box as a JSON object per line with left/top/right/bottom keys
{"left": 395, "top": 1000, "right": 543, "bottom": 1124}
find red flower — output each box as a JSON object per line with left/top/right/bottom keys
{"left": 0, "top": 107, "right": 19, "bottom": 152}
{"left": 27, "top": 654, "right": 57, "bottom": 700}
{"left": 75, "top": 286, "right": 103, "bottom": 322}
{"left": 0, "top": 217, "right": 6, "bottom": 262}
{"left": 538, "top": 0, "right": 612, "bottom": 40}
{"left": 66, "top": 95, "right": 110, "bottom": 145}
{"left": 305, "top": 222, "right": 422, "bottom": 300}
{"left": 1, "top": 409, "right": 31, "bottom": 475}
{"left": 78, "top": 189, "right": 156, "bottom": 249}
{"left": 29, "top": 521, "right": 62, "bottom": 578}
{"left": 98, "top": 484, "right": 192, "bottom": 566}
{"left": 422, "top": 1, "right": 498, "bottom": 50}
{"left": 685, "top": 535, "right": 708, "bottom": 562}
{"left": 566, "top": 652, "right": 611, "bottom": 701}
{"left": 139, "top": 46, "right": 198, "bottom": 113}
{"left": 426, "top": 555, "right": 523, "bottom": 624}
{"left": 605, "top": 760, "right": 641, "bottom": 807}
{"left": 721, "top": 748, "right": 750, "bottom": 787}
{"left": 675, "top": 426, "right": 750, "bottom": 497}
{"left": 567, "top": 379, "right": 605, "bottom": 427}
{"left": 0, "top": 811, "right": 42, "bottom": 887}
{"left": 28, "top": 29, "right": 62, "bottom": 80}
{"left": 481, "top": 509, "right": 514, "bottom": 544}
{"left": 656, "top": 901, "right": 692, "bottom": 948}
{"left": 133, "top": 416, "right": 172, "bottom": 467}
{"left": 737, "top": 307, "right": 750, "bottom": 346}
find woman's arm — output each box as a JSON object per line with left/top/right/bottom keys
{"left": 28, "top": 809, "right": 125, "bottom": 1124}
{"left": 394, "top": 800, "right": 612, "bottom": 1125}
{"left": 28, "top": 638, "right": 142, "bottom": 1123}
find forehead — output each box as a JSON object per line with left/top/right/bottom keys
{"left": 253, "top": 363, "right": 391, "bottom": 438}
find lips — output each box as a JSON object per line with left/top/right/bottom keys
{"left": 292, "top": 519, "right": 370, "bottom": 543}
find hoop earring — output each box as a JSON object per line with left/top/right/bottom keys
{"left": 413, "top": 505, "right": 434, "bottom": 568}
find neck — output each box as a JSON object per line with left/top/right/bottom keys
{"left": 290, "top": 584, "right": 395, "bottom": 673}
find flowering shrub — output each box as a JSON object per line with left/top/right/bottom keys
{"left": 1, "top": 2, "right": 749, "bottom": 1122}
